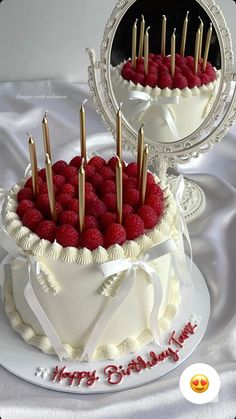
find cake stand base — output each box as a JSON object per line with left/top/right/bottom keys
{"left": 0, "top": 257, "right": 210, "bottom": 394}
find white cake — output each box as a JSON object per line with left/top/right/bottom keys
{"left": 111, "top": 62, "right": 220, "bottom": 142}
{"left": 1, "top": 174, "right": 181, "bottom": 361}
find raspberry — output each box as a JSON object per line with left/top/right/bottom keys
{"left": 135, "top": 63, "right": 145, "bottom": 73}
{"left": 55, "top": 225, "right": 79, "bottom": 248}
{"left": 61, "top": 165, "right": 77, "bottom": 179}
{"left": 123, "top": 177, "right": 137, "bottom": 189}
{"left": 84, "top": 215, "right": 99, "bottom": 230}
{"left": 90, "top": 173, "right": 103, "bottom": 188}
{"left": 17, "top": 188, "right": 34, "bottom": 203}
{"left": 125, "top": 162, "right": 138, "bottom": 177}
{"left": 35, "top": 220, "right": 56, "bottom": 242}
{"left": 146, "top": 195, "right": 164, "bottom": 216}
{"left": 147, "top": 172, "right": 156, "bottom": 186}
{"left": 56, "top": 193, "right": 73, "bottom": 208}
{"left": 22, "top": 208, "right": 43, "bottom": 231}
{"left": 124, "top": 214, "right": 145, "bottom": 240}
{"left": 86, "top": 199, "right": 106, "bottom": 217}
{"left": 187, "top": 74, "right": 201, "bottom": 88}
{"left": 68, "top": 175, "right": 78, "bottom": 187}
{"left": 53, "top": 175, "right": 66, "bottom": 188}
{"left": 39, "top": 182, "right": 57, "bottom": 195}
{"left": 186, "top": 56, "right": 195, "bottom": 68}
{"left": 122, "top": 67, "right": 136, "bottom": 81}
{"left": 137, "top": 205, "right": 158, "bottom": 229}
{"left": 82, "top": 228, "right": 104, "bottom": 250}
{"left": 122, "top": 204, "right": 134, "bottom": 219}
{"left": 98, "top": 166, "right": 115, "bottom": 180}
{"left": 146, "top": 73, "right": 158, "bottom": 88}
{"left": 58, "top": 210, "right": 78, "bottom": 227}
{"left": 65, "top": 198, "right": 79, "bottom": 212}
{"left": 102, "top": 193, "right": 117, "bottom": 211}
{"left": 88, "top": 156, "right": 106, "bottom": 169}
{"left": 85, "top": 182, "right": 94, "bottom": 193}
{"left": 158, "top": 73, "right": 173, "bottom": 89}
{"left": 146, "top": 183, "right": 163, "bottom": 197}
{"left": 85, "top": 164, "right": 96, "bottom": 179}
{"left": 98, "top": 180, "right": 116, "bottom": 196}
{"left": 200, "top": 73, "right": 210, "bottom": 85}
{"left": 104, "top": 223, "right": 127, "bottom": 248}
{"left": 52, "top": 160, "right": 68, "bottom": 175}
{"left": 58, "top": 183, "right": 76, "bottom": 197}
{"left": 24, "top": 176, "right": 43, "bottom": 189}
{"left": 85, "top": 191, "right": 98, "bottom": 204}
{"left": 123, "top": 188, "right": 140, "bottom": 208}
{"left": 69, "top": 156, "right": 82, "bottom": 169}
{"left": 38, "top": 168, "right": 47, "bottom": 181}
{"left": 132, "top": 73, "right": 146, "bottom": 86}
{"left": 99, "top": 212, "right": 117, "bottom": 231}
{"left": 173, "top": 74, "right": 188, "bottom": 89}
{"left": 107, "top": 157, "right": 118, "bottom": 172}
{"left": 16, "top": 199, "right": 35, "bottom": 218}
{"left": 36, "top": 194, "right": 63, "bottom": 218}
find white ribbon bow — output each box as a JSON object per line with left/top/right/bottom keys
{"left": 0, "top": 220, "right": 70, "bottom": 361}
{"left": 174, "top": 175, "right": 193, "bottom": 285}
{"left": 128, "top": 91, "right": 180, "bottom": 140}
{"left": 80, "top": 238, "right": 179, "bottom": 362}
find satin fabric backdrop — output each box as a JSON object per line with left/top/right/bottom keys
{"left": 0, "top": 80, "right": 235, "bottom": 419}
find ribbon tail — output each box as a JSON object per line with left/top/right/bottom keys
{"left": 24, "top": 261, "right": 70, "bottom": 361}
{"left": 158, "top": 105, "right": 180, "bottom": 140}
{"left": 80, "top": 268, "right": 136, "bottom": 362}
{"left": 128, "top": 101, "right": 151, "bottom": 123}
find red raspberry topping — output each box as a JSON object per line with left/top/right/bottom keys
{"left": 84, "top": 215, "right": 99, "bottom": 230}
{"left": 146, "top": 183, "right": 163, "bottom": 197}
{"left": 56, "top": 193, "right": 73, "bottom": 208}
{"left": 98, "top": 212, "right": 117, "bottom": 231}
{"left": 146, "top": 73, "right": 158, "bottom": 88}
{"left": 53, "top": 175, "right": 66, "bottom": 188}
{"left": 147, "top": 172, "right": 156, "bottom": 186}
{"left": 24, "top": 176, "right": 43, "bottom": 190}
{"left": 200, "top": 73, "right": 210, "bottom": 85}
{"left": 88, "top": 156, "right": 106, "bottom": 169}
{"left": 85, "top": 182, "right": 94, "bottom": 193}
{"left": 159, "top": 73, "right": 173, "bottom": 89}
{"left": 58, "top": 183, "right": 76, "bottom": 197}
{"left": 39, "top": 182, "right": 57, "bottom": 195}
{"left": 146, "top": 195, "right": 164, "bottom": 216}
{"left": 69, "top": 156, "right": 82, "bottom": 169}
{"left": 98, "top": 166, "right": 115, "bottom": 180}
{"left": 123, "top": 188, "right": 140, "bottom": 208}
{"left": 58, "top": 210, "right": 78, "bottom": 227}
{"left": 52, "top": 160, "right": 68, "bottom": 175}
{"left": 38, "top": 168, "right": 47, "bottom": 181}
{"left": 187, "top": 74, "right": 201, "bottom": 88}
{"left": 35, "top": 220, "right": 56, "bottom": 242}
{"left": 132, "top": 73, "right": 146, "bottom": 86}
{"left": 104, "top": 223, "right": 127, "bottom": 248}
{"left": 65, "top": 199, "right": 79, "bottom": 212}
{"left": 137, "top": 205, "right": 158, "bottom": 229}
{"left": 36, "top": 193, "right": 50, "bottom": 213}
{"left": 86, "top": 199, "right": 106, "bottom": 217}
{"left": 82, "top": 228, "right": 104, "bottom": 250}
{"left": 98, "top": 179, "right": 116, "bottom": 196}
{"left": 102, "top": 193, "right": 117, "bottom": 211}
{"left": 16, "top": 199, "right": 35, "bottom": 218}
{"left": 61, "top": 165, "right": 77, "bottom": 179}
{"left": 124, "top": 214, "right": 145, "bottom": 240}
{"left": 85, "top": 164, "right": 96, "bottom": 179}
{"left": 123, "top": 177, "right": 137, "bottom": 189}
{"left": 17, "top": 188, "right": 34, "bottom": 203}
{"left": 68, "top": 175, "right": 78, "bottom": 187}
{"left": 125, "top": 162, "right": 138, "bottom": 177}
{"left": 173, "top": 74, "right": 188, "bottom": 89}
{"left": 107, "top": 157, "right": 118, "bottom": 172}
{"left": 90, "top": 173, "right": 103, "bottom": 188}
{"left": 22, "top": 208, "right": 43, "bottom": 231}
{"left": 55, "top": 225, "right": 79, "bottom": 248}
{"left": 122, "top": 204, "right": 134, "bottom": 219}
{"left": 85, "top": 191, "right": 98, "bottom": 204}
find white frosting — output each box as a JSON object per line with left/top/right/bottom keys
{"left": 111, "top": 63, "right": 221, "bottom": 142}
{"left": 2, "top": 176, "right": 182, "bottom": 361}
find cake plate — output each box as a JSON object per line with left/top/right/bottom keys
{"left": 0, "top": 257, "right": 210, "bottom": 394}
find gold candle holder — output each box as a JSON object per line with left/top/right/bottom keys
{"left": 140, "top": 145, "right": 149, "bottom": 205}
{"left": 137, "top": 124, "right": 144, "bottom": 187}
{"left": 161, "top": 15, "right": 167, "bottom": 57}
{"left": 144, "top": 27, "right": 150, "bottom": 76}
{"left": 138, "top": 15, "right": 145, "bottom": 57}
{"left": 116, "top": 157, "right": 123, "bottom": 224}
{"left": 198, "top": 17, "right": 204, "bottom": 60}
{"left": 80, "top": 100, "right": 87, "bottom": 163}
{"left": 28, "top": 133, "right": 39, "bottom": 198}
{"left": 116, "top": 105, "right": 122, "bottom": 161}
{"left": 180, "top": 11, "right": 189, "bottom": 56}
{"left": 171, "top": 28, "right": 176, "bottom": 78}
{"left": 45, "top": 153, "right": 57, "bottom": 223}
{"left": 203, "top": 23, "right": 213, "bottom": 72}
{"left": 78, "top": 162, "right": 85, "bottom": 233}
{"left": 194, "top": 28, "right": 201, "bottom": 74}
{"left": 132, "top": 19, "right": 138, "bottom": 69}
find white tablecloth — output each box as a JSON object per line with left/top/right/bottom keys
{"left": 0, "top": 80, "right": 235, "bottom": 419}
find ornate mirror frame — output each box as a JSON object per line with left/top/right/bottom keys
{"left": 87, "top": 0, "right": 236, "bottom": 168}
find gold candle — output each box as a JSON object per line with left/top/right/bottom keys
{"left": 137, "top": 124, "right": 144, "bottom": 187}
{"left": 138, "top": 15, "right": 145, "bottom": 57}
{"left": 140, "top": 145, "right": 149, "bottom": 205}
{"left": 116, "top": 157, "right": 123, "bottom": 224}
{"left": 132, "top": 19, "right": 138, "bottom": 69}
{"left": 194, "top": 28, "right": 201, "bottom": 74}
{"left": 28, "top": 133, "right": 39, "bottom": 198}
{"left": 45, "top": 153, "right": 57, "bottom": 223}
{"left": 78, "top": 162, "right": 85, "bottom": 233}
{"left": 203, "top": 23, "right": 213, "bottom": 71}
{"left": 198, "top": 17, "right": 204, "bottom": 60}
{"left": 161, "top": 15, "right": 167, "bottom": 57}
{"left": 116, "top": 105, "right": 122, "bottom": 161}
{"left": 80, "top": 100, "right": 87, "bottom": 163}
{"left": 42, "top": 111, "right": 51, "bottom": 160}
{"left": 171, "top": 28, "right": 176, "bottom": 78}
{"left": 180, "top": 11, "right": 189, "bottom": 56}
{"left": 144, "top": 27, "right": 150, "bottom": 76}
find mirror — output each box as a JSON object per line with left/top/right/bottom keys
{"left": 110, "top": 0, "right": 222, "bottom": 143}
{"left": 87, "top": 0, "right": 235, "bottom": 166}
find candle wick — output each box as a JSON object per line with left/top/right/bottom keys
{"left": 141, "top": 14, "right": 144, "bottom": 20}
{"left": 82, "top": 99, "right": 88, "bottom": 107}
{"left": 26, "top": 131, "right": 31, "bottom": 137}
{"left": 119, "top": 102, "right": 123, "bottom": 110}
{"left": 45, "top": 110, "right": 48, "bottom": 117}
{"left": 186, "top": 11, "right": 189, "bottom": 18}
{"left": 146, "top": 26, "right": 150, "bottom": 34}
{"left": 173, "top": 28, "right": 176, "bottom": 35}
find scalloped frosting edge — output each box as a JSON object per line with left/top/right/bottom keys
{"left": 111, "top": 63, "right": 220, "bottom": 98}
{"left": 1, "top": 177, "right": 178, "bottom": 264}
{"left": 3, "top": 275, "right": 181, "bottom": 361}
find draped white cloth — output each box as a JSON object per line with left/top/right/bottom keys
{"left": 0, "top": 80, "right": 235, "bottom": 419}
